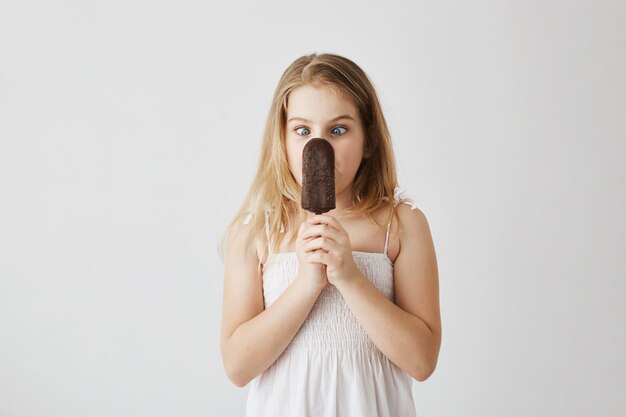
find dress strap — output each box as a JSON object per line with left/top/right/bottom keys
{"left": 383, "top": 220, "right": 392, "bottom": 256}
{"left": 382, "top": 187, "right": 419, "bottom": 256}
{"left": 392, "top": 187, "right": 419, "bottom": 210}
{"left": 264, "top": 208, "right": 272, "bottom": 256}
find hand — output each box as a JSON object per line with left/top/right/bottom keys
{"left": 301, "top": 215, "right": 360, "bottom": 287}
{"left": 295, "top": 218, "right": 329, "bottom": 292}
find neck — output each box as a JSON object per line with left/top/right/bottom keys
{"left": 299, "top": 184, "right": 359, "bottom": 219}
{"left": 325, "top": 187, "right": 357, "bottom": 219}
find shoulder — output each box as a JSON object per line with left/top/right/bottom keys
{"left": 390, "top": 188, "right": 434, "bottom": 253}
{"left": 388, "top": 187, "right": 426, "bottom": 227}
{"left": 226, "top": 215, "right": 256, "bottom": 258}
{"left": 376, "top": 188, "right": 428, "bottom": 262}
{"left": 396, "top": 203, "right": 431, "bottom": 239}
{"left": 241, "top": 205, "right": 276, "bottom": 266}
{"left": 224, "top": 210, "right": 266, "bottom": 268}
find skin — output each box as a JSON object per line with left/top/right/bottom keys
{"left": 284, "top": 83, "right": 367, "bottom": 215}
{"left": 220, "top": 83, "right": 442, "bottom": 388}
{"left": 285, "top": 83, "right": 369, "bottom": 289}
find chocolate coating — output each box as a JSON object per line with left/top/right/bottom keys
{"left": 301, "top": 138, "right": 336, "bottom": 214}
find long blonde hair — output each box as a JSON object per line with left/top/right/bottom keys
{"left": 218, "top": 52, "right": 399, "bottom": 264}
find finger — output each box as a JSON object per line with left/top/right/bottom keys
{"left": 307, "top": 215, "right": 346, "bottom": 234}
{"left": 307, "top": 250, "right": 327, "bottom": 264}
{"left": 302, "top": 231, "right": 342, "bottom": 252}
{"left": 303, "top": 236, "right": 341, "bottom": 254}
{"left": 302, "top": 237, "right": 324, "bottom": 253}
{"left": 298, "top": 222, "right": 317, "bottom": 242}
{"left": 304, "top": 221, "right": 349, "bottom": 248}
{"left": 301, "top": 224, "right": 342, "bottom": 242}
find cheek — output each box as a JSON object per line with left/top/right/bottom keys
{"left": 335, "top": 146, "right": 364, "bottom": 172}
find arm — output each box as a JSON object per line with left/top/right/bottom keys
{"left": 333, "top": 205, "right": 442, "bottom": 381}
{"left": 303, "top": 206, "right": 442, "bottom": 380}
{"left": 219, "top": 220, "right": 324, "bottom": 387}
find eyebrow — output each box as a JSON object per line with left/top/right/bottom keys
{"left": 287, "top": 115, "right": 356, "bottom": 123}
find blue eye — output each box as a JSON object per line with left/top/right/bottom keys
{"left": 295, "top": 127, "right": 310, "bottom": 136}
{"left": 331, "top": 126, "right": 347, "bottom": 136}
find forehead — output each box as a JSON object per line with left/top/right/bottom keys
{"left": 286, "top": 84, "right": 357, "bottom": 121}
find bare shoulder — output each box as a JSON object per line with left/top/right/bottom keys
{"left": 224, "top": 215, "right": 262, "bottom": 264}
{"left": 394, "top": 202, "right": 437, "bottom": 280}
{"left": 382, "top": 201, "right": 431, "bottom": 263}
{"left": 221, "top": 216, "right": 265, "bottom": 348}
{"left": 395, "top": 203, "right": 433, "bottom": 245}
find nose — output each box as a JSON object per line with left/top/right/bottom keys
{"left": 307, "top": 137, "right": 335, "bottom": 151}
{"left": 304, "top": 138, "right": 336, "bottom": 170}
{"left": 308, "top": 137, "right": 335, "bottom": 147}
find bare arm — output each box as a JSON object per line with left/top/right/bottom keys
{"left": 301, "top": 205, "right": 441, "bottom": 381}
{"left": 220, "top": 219, "right": 327, "bottom": 387}
{"left": 333, "top": 205, "right": 442, "bottom": 381}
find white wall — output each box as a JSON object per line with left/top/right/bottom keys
{"left": 1, "top": 1, "right": 624, "bottom": 416}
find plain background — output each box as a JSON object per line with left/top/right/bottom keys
{"left": 1, "top": 1, "right": 624, "bottom": 416}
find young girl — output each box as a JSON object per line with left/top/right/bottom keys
{"left": 219, "top": 52, "right": 441, "bottom": 417}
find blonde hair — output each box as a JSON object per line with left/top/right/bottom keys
{"left": 218, "top": 52, "right": 399, "bottom": 265}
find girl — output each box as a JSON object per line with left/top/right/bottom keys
{"left": 219, "top": 52, "right": 441, "bottom": 417}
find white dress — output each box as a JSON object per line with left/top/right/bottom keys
{"left": 245, "top": 189, "right": 419, "bottom": 417}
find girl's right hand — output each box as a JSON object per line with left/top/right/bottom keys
{"left": 295, "top": 220, "right": 329, "bottom": 292}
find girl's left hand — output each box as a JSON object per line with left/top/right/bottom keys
{"left": 301, "top": 215, "right": 359, "bottom": 286}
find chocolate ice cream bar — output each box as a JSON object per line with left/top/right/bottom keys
{"left": 301, "top": 138, "right": 336, "bottom": 214}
